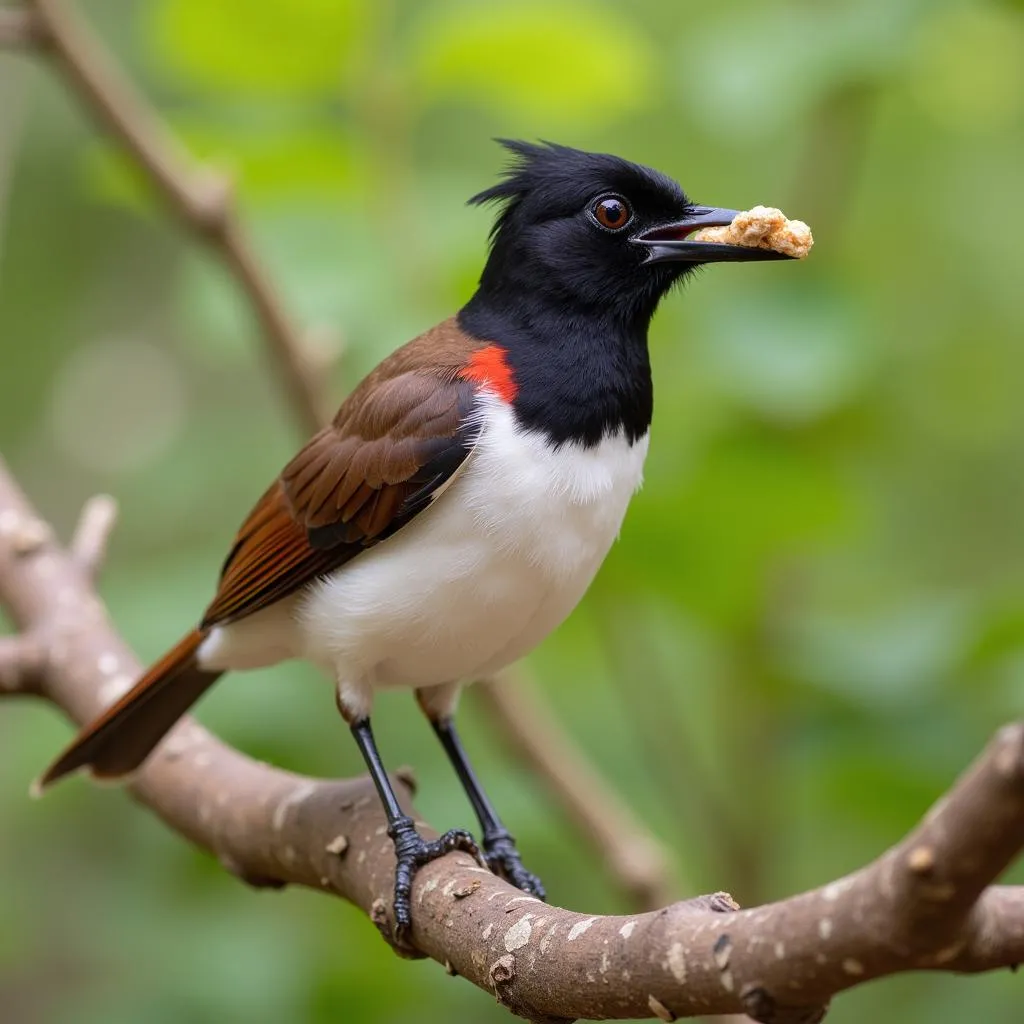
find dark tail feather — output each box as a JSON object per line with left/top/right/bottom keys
{"left": 34, "top": 630, "right": 222, "bottom": 793}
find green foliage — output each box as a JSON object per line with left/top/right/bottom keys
{"left": 2, "top": 1, "right": 1024, "bottom": 1022}
{"left": 406, "top": 0, "right": 655, "bottom": 125}
{"left": 150, "top": 0, "right": 376, "bottom": 96}
{"left": 676, "top": 0, "right": 920, "bottom": 138}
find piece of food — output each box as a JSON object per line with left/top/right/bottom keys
{"left": 693, "top": 205, "right": 813, "bottom": 259}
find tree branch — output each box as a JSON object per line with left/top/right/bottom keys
{"left": 4, "top": 458, "right": 1024, "bottom": 1021}
{"left": 10, "top": 0, "right": 328, "bottom": 433}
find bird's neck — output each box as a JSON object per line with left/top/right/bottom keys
{"left": 458, "top": 290, "right": 653, "bottom": 448}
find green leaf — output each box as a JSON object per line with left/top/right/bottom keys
{"left": 81, "top": 142, "right": 156, "bottom": 217}
{"left": 623, "top": 430, "right": 853, "bottom": 625}
{"left": 84, "top": 123, "right": 366, "bottom": 215}
{"left": 406, "top": 0, "right": 656, "bottom": 126}
{"left": 785, "top": 594, "right": 976, "bottom": 708}
{"left": 149, "top": 0, "right": 375, "bottom": 96}
{"left": 676, "top": 0, "right": 918, "bottom": 139}
{"left": 908, "top": 5, "right": 1024, "bottom": 133}
{"left": 697, "top": 280, "right": 874, "bottom": 424}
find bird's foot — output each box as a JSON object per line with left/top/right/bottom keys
{"left": 389, "top": 816, "right": 483, "bottom": 947}
{"left": 484, "top": 829, "right": 546, "bottom": 901}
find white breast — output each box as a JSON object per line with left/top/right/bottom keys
{"left": 200, "top": 395, "right": 648, "bottom": 718}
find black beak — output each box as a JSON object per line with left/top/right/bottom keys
{"left": 634, "top": 205, "right": 793, "bottom": 264}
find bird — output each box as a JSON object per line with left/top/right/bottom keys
{"left": 37, "top": 140, "right": 796, "bottom": 941}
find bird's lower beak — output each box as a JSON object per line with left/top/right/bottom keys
{"left": 635, "top": 205, "right": 793, "bottom": 263}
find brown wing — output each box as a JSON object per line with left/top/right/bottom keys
{"left": 201, "top": 319, "right": 484, "bottom": 628}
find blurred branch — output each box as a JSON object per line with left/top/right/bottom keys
{"left": 0, "top": 35, "right": 31, "bottom": 271}
{"left": 1, "top": 0, "right": 674, "bottom": 914}
{"left": 4, "top": 461, "right": 1024, "bottom": 1021}
{"left": 0, "top": 8, "right": 41, "bottom": 46}
{"left": 475, "top": 671, "right": 676, "bottom": 911}
{"left": 6, "top": 0, "right": 328, "bottom": 433}
{"left": 601, "top": 615, "right": 759, "bottom": 903}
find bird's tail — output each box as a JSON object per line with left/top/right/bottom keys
{"left": 34, "top": 629, "right": 222, "bottom": 793}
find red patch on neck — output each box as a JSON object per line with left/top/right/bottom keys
{"left": 460, "top": 344, "right": 518, "bottom": 403}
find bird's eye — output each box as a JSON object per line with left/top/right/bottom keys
{"left": 592, "top": 195, "right": 632, "bottom": 232}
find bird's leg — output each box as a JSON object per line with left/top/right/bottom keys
{"left": 433, "top": 715, "right": 546, "bottom": 898}
{"left": 416, "top": 688, "right": 545, "bottom": 900}
{"left": 348, "top": 717, "right": 483, "bottom": 945}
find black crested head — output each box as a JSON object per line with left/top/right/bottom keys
{"left": 466, "top": 139, "right": 694, "bottom": 327}
{"left": 458, "top": 141, "right": 786, "bottom": 448}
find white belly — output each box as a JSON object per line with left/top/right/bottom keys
{"left": 199, "top": 396, "right": 647, "bottom": 716}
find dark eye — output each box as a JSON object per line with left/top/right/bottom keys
{"left": 592, "top": 195, "right": 632, "bottom": 232}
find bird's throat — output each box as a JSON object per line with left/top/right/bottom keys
{"left": 458, "top": 295, "right": 653, "bottom": 448}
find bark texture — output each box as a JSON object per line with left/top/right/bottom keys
{"left": 3, "top": 460, "right": 1024, "bottom": 1023}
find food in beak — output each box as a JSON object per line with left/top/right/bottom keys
{"left": 692, "top": 206, "right": 813, "bottom": 259}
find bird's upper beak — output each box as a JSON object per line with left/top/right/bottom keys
{"left": 634, "top": 205, "right": 793, "bottom": 264}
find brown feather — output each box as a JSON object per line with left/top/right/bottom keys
{"left": 202, "top": 318, "right": 484, "bottom": 628}
{"left": 37, "top": 318, "right": 492, "bottom": 791}
{"left": 35, "top": 630, "right": 220, "bottom": 790}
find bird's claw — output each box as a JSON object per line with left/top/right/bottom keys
{"left": 389, "top": 817, "right": 483, "bottom": 947}
{"left": 484, "top": 830, "right": 546, "bottom": 901}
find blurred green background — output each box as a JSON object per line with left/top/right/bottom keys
{"left": 3, "top": 0, "right": 1024, "bottom": 1021}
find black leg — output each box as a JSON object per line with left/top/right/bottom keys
{"left": 431, "top": 715, "right": 546, "bottom": 901}
{"left": 349, "top": 718, "right": 483, "bottom": 944}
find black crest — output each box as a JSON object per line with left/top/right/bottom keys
{"left": 469, "top": 139, "right": 688, "bottom": 244}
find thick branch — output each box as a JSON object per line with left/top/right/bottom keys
{"left": 14, "top": 0, "right": 327, "bottom": 433}
{"left": 3, "top": 461, "right": 1024, "bottom": 1022}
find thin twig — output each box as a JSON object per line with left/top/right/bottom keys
{"left": 17, "top": 0, "right": 328, "bottom": 433}
{"left": 475, "top": 671, "right": 676, "bottom": 911}
{"left": 70, "top": 493, "right": 117, "bottom": 581}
